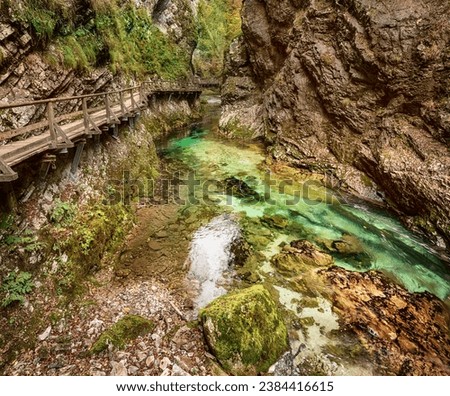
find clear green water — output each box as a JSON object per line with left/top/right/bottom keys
{"left": 163, "top": 130, "right": 450, "bottom": 301}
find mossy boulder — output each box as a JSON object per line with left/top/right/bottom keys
{"left": 200, "top": 285, "right": 288, "bottom": 375}
{"left": 90, "top": 315, "right": 155, "bottom": 354}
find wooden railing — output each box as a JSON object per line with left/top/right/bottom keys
{"left": 0, "top": 81, "right": 203, "bottom": 182}
{"left": 0, "top": 86, "right": 144, "bottom": 142}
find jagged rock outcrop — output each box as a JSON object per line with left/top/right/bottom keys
{"left": 220, "top": 36, "right": 265, "bottom": 137}
{"left": 222, "top": 0, "right": 450, "bottom": 247}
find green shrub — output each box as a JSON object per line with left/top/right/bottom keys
{"left": 0, "top": 215, "right": 44, "bottom": 253}
{"left": 49, "top": 199, "right": 76, "bottom": 226}
{"left": 1, "top": 271, "right": 34, "bottom": 307}
{"left": 11, "top": 0, "right": 73, "bottom": 43}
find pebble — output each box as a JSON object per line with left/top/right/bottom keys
{"left": 138, "top": 342, "right": 147, "bottom": 350}
{"left": 145, "top": 355, "right": 155, "bottom": 367}
{"left": 159, "top": 357, "right": 172, "bottom": 371}
{"left": 151, "top": 334, "right": 162, "bottom": 348}
{"left": 115, "top": 351, "right": 129, "bottom": 361}
{"left": 148, "top": 240, "right": 163, "bottom": 251}
{"left": 160, "top": 368, "right": 171, "bottom": 376}
{"left": 171, "top": 363, "right": 190, "bottom": 376}
{"left": 110, "top": 361, "right": 128, "bottom": 376}
{"left": 137, "top": 352, "right": 147, "bottom": 362}
{"left": 38, "top": 326, "right": 52, "bottom": 341}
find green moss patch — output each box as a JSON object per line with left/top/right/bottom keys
{"left": 91, "top": 315, "right": 155, "bottom": 354}
{"left": 200, "top": 285, "right": 288, "bottom": 375}
{"left": 50, "top": 202, "right": 131, "bottom": 298}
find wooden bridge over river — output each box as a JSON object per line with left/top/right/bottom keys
{"left": 0, "top": 80, "right": 218, "bottom": 182}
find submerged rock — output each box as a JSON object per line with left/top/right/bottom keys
{"left": 322, "top": 267, "right": 450, "bottom": 375}
{"left": 331, "top": 234, "right": 365, "bottom": 255}
{"left": 200, "top": 285, "right": 288, "bottom": 375}
{"left": 330, "top": 234, "right": 373, "bottom": 270}
{"left": 272, "top": 240, "right": 334, "bottom": 277}
{"left": 223, "top": 176, "right": 261, "bottom": 202}
{"left": 262, "top": 213, "right": 290, "bottom": 230}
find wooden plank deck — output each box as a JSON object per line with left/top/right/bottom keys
{"left": 0, "top": 83, "right": 203, "bottom": 182}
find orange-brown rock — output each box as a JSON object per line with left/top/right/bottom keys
{"left": 322, "top": 267, "right": 450, "bottom": 375}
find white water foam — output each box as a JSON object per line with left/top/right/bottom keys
{"left": 187, "top": 214, "right": 241, "bottom": 308}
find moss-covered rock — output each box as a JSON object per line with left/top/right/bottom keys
{"left": 200, "top": 285, "right": 288, "bottom": 375}
{"left": 90, "top": 315, "right": 155, "bottom": 354}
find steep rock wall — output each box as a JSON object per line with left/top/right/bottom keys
{"left": 223, "top": 0, "right": 450, "bottom": 247}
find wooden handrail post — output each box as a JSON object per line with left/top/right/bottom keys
{"left": 120, "top": 91, "right": 125, "bottom": 115}
{"left": 82, "top": 98, "right": 89, "bottom": 134}
{"left": 105, "top": 94, "right": 111, "bottom": 124}
{"left": 47, "top": 102, "right": 57, "bottom": 148}
{"left": 139, "top": 83, "right": 145, "bottom": 104}
{"left": 130, "top": 88, "right": 136, "bottom": 112}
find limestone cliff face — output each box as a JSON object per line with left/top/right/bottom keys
{"left": 0, "top": 0, "right": 197, "bottom": 130}
{"left": 222, "top": 0, "right": 450, "bottom": 247}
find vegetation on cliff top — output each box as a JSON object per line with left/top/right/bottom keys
{"left": 5, "top": 0, "right": 190, "bottom": 79}
{"left": 1, "top": 0, "right": 243, "bottom": 78}
{"left": 194, "top": 0, "right": 242, "bottom": 77}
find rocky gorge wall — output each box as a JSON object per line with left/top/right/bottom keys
{"left": 222, "top": 0, "right": 450, "bottom": 248}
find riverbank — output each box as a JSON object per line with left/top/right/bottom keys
{"left": 0, "top": 96, "right": 205, "bottom": 374}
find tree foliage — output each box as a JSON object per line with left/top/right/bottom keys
{"left": 195, "top": 0, "right": 242, "bottom": 77}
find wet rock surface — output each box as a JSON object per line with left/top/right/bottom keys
{"left": 271, "top": 240, "right": 334, "bottom": 277}
{"left": 321, "top": 267, "right": 450, "bottom": 375}
{"left": 222, "top": 0, "right": 450, "bottom": 246}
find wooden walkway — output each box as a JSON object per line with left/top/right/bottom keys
{"left": 0, "top": 81, "right": 205, "bottom": 182}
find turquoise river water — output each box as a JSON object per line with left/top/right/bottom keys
{"left": 163, "top": 126, "right": 450, "bottom": 302}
